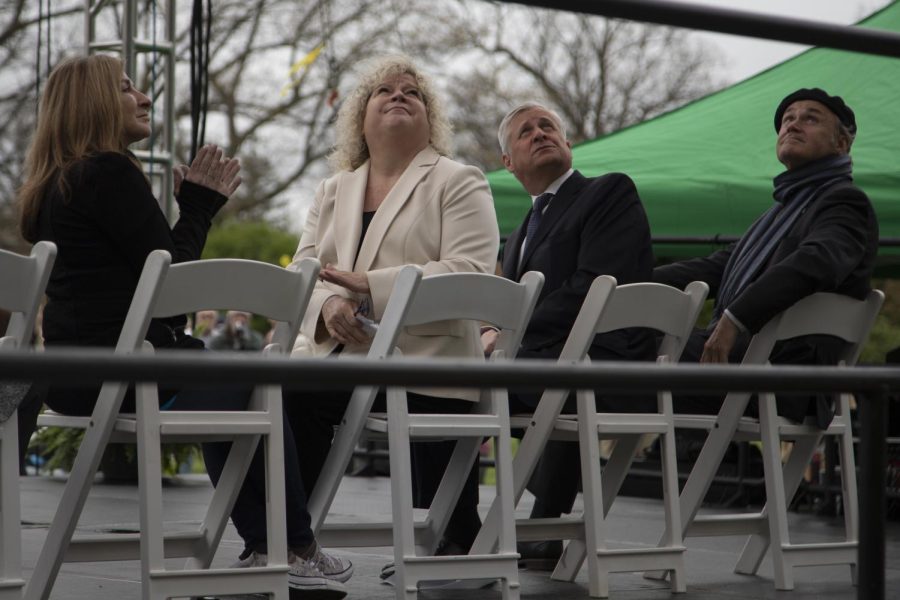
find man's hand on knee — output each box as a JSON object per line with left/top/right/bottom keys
{"left": 701, "top": 317, "right": 738, "bottom": 364}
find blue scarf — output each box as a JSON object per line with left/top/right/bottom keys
{"left": 712, "top": 154, "right": 853, "bottom": 325}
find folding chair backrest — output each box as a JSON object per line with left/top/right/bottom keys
{"left": 558, "top": 275, "right": 709, "bottom": 363}
{"left": 0, "top": 241, "right": 57, "bottom": 349}
{"left": 115, "top": 250, "right": 320, "bottom": 355}
{"left": 399, "top": 270, "right": 544, "bottom": 358}
{"left": 596, "top": 279, "right": 709, "bottom": 362}
{"left": 151, "top": 252, "right": 320, "bottom": 353}
{"left": 742, "top": 290, "right": 884, "bottom": 367}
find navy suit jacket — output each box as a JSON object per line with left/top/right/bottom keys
{"left": 501, "top": 170, "right": 655, "bottom": 361}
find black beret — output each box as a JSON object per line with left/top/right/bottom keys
{"left": 774, "top": 88, "right": 856, "bottom": 134}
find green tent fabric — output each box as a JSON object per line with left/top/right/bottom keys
{"left": 487, "top": 1, "right": 900, "bottom": 274}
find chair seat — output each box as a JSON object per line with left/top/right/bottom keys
{"left": 674, "top": 413, "right": 848, "bottom": 439}
{"left": 366, "top": 413, "right": 503, "bottom": 438}
{"left": 553, "top": 413, "right": 671, "bottom": 435}
{"left": 39, "top": 410, "right": 275, "bottom": 442}
{"left": 511, "top": 414, "right": 669, "bottom": 439}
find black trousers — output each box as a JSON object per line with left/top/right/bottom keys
{"left": 283, "top": 388, "right": 482, "bottom": 549}
{"left": 672, "top": 329, "right": 843, "bottom": 428}
{"left": 44, "top": 383, "right": 315, "bottom": 555}
{"left": 511, "top": 345, "right": 657, "bottom": 517}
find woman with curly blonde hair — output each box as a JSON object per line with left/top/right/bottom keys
{"left": 287, "top": 55, "right": 499, "bottom": 558}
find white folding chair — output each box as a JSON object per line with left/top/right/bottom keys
{"left": 647, "top": 289, "right": 884, "bottom": 591}
{"left": 543, "top": 277, "right": 709, "bottom": 597}
{"left": 468, "top": 275, "right": 707, "bottom": 598}
{"left": 27, "top": 250, "right": 320, "bottom": 600}
{"left": 309, "top": 267, "right": 544, "bottom": 600}
{"left": 0, "top": 241, "right": 56, "bottom": 600}
{"left": 307, "top": 265, "right": 425, "bottom": 541}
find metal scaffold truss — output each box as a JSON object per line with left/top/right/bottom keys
{"left": 85, "top": 0, "right": 176, "bottom": 217}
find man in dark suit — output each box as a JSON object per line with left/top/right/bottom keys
{"left": 481, "top": 102, "right": 656, "bottom": 566}
{"left": 653, "top": 88, "right": 878, "bottom": 427}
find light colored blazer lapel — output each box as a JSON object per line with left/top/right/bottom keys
{"left": 354, "top": 146, "right": 441, "bottom": 272}
{"left": 332, "top": 161, "right": 369, "bottom": 270}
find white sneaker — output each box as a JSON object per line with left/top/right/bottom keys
{"left": 301, "top": 543, "right": 353, "bottom": 583}
{"left": 226, "top": 550, "right": 348, "bottom": 600}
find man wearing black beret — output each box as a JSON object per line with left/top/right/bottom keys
{"left": 653, "top": 88, "right": 878, "bottom": 427}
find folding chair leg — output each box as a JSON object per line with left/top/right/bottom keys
{"left": 0, "top": 417, "right": 23, "bottom": 600}
{"left": 183, "top": 435, "right": 260, "bottom": 569}
{"left": 552, "top": 539, "right": 586, "bottom": 582}
{"left": 424, "top": 436, "right": 482, "bottom": 553}
{"left": 386, "top": 387, "right": 419, "bottom": 598}
{"left": 553, "top": 434, "right": 642, "bottom": 582}
{"left": 25, "top": 388, "right": 126, "bottom": 600}
{"left": 602, "top": 436, "right": 643, "bottom": 507}
{"left": 308, "top": 387, "right": 380, "bottom": 535}
{"left": 491, "top": 388, "right": 522, "bottom": 600}
{"left": 645, "top": 393, "right": 751, "bottom": 582}
{"left": 756, "top": 393, "right": 794, "bottom": 590}
{"left": 470, "top": 389, "right": 572, "bottom": 556}
{"left": 136, "top": 383, "right": 167, "bottom": 599}
{"left": 572, "top": 391, "right": 609, "bottom": 597}
{"left": 659, "top": 395, "right": 687, "bottom": 592}
{"left": 734, "top": 434, "right": 818, "bottom": 576}
{"left": 837, "top": 396, "right": 859, "bottom": 585}
{"left": 263, "top": 387, "right": 289, "bottom": 577}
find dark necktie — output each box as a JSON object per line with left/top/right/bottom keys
{"left": 522, "top": 192, "right": 553, "bottom": 254}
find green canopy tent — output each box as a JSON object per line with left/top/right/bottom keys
{"left": 487, "top": 1, "right": 900, "bottom": 274}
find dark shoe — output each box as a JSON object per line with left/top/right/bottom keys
{"left": 379, "top": 537, "right": 471, "bottom": 582}
{"left": 517, "top": 540, "right": 563, "bottom": 570}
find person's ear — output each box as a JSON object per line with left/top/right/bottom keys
{"left": 502, "top": 153, "right": 513, "bottom": 173}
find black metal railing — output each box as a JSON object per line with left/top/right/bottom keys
{"left": 504, "top": 0, "right": 900, "bottom": 58}
{"left": 2, "top": 348, "right": 896, "bottom": 599}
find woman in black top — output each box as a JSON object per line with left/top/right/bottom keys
{"left": 19, "top": 57, "right": 239, "bottom": 399}
{"left": 17, "top": 55, "right": 352, "bottom": 596}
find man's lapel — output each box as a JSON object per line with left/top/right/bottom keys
{"left": 354, "top": 147, "right": 440, "bottom": 272}
{"left": 516, "top": 171, "right": 586, "bottom": 276}
{"left": 502, "top": 225, "right": 523, "bottom": 279}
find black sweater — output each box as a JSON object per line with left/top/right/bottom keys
{"left": 38, "top": 151, "right": 226, "bottom": 350}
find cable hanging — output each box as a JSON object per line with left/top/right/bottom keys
{"left": 148, "top": 0, "right": 158, "bottom": 179}
{"left": 35, "top": 0, "right": 53, "bottom": 116}
{"left": 189, "top": 0, "right": 211, "bottom": 161}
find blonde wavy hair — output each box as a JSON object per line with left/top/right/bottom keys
{"left": 329, "top": 55, "right": 452, "bottom": 172}
{"left": 19, "top": 54, "right": 137, "bottom": 243}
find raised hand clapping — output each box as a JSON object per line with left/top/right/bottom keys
{"left": 184, "top": 144, "right": 242, "bottom": 197}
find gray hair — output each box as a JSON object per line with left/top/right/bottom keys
{"left": 329, "top": 54, "right": 452, "bottom": 172}
{"left": 835, "top": 120, "right": 856, "bottom": 151}
{"left": 497, "top": 102, "right": 567, "bottom": 155}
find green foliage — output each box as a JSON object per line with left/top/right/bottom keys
{"left": 201, "top": 219, "right": 300, "bottom": 336}
{"left": 31, "top": 424, "right": 201, "bottom": 478}
{"left": 33, "top": 425, "right": 83, "bottom": 472}
{"left": 860, "top": 279, "right": 900, "bottom": 364}
{"left": 202, "top": 220, "right": 299, "bottom": 267}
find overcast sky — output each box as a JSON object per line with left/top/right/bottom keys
{"left": 685, "top": 0, "right": 893, "bottom": 82}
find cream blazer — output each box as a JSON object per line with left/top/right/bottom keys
{"left": 288, "top": 146, "right": 500, "bottom": 401}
